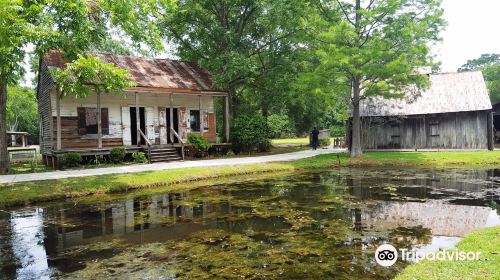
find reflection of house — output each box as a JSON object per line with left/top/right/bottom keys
{"left": 359, "top": 201, "right": 494, "bottom": 237}
{"left": 37, "top": 50, "right": 230, "bottom": 166}
{"left": 350, "top": 70, "right": 494, "bottom": 150}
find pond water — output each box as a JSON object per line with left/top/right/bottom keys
{"left": 0, "top": 168, "right": 499, "bottom": 279}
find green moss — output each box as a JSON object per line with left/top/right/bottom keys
{"left": 396, "top": 226, "right": 500, "bottom": 280}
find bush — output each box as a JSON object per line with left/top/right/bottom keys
{"left": 61, "top": 152, "right": 82, "bottom": 168}
{"left": 329, "top": 125, "right": 346, "bottom": 137}
{"left": 231, "top": 114, "right": 271, "bottom": 153}
{"left": 267, "top": 114, "right": 294, "bottom": 139}
{"left": 319, "top": 137, "right": 331, "bottom": 147}
{"left": 187, "top": 134, "right": 212, "bottom": 151}
{"left": 132, "top": 152, "right": 147, "bottom": 163}
{"left": 110, "top": 147, "right": 127, "bottom": 163}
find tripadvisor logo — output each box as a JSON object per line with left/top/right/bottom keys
{"left": 375, "top": 244, "right": 481, "bottom": 267}
{"left": 375, "top": 244, "right": 398, "bottom": 267}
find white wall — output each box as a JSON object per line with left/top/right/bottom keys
{"left": 51, "top": 90, "right": 215, "bottom": 142}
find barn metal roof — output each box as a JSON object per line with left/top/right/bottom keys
{"left": 359, "top": 71, "right": 492, "bottom": 117}
{"left": 43, "top": 50, "right": 227, "bottom": 95}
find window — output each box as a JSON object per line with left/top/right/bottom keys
{"left": 77, "top": 107, "right": 109, "bottom": 135}
{"left": 190, "top": 110, "right": 200, "bottom": 131}
{"left": 430, "top": 121, "right": 439, "bottom": 137}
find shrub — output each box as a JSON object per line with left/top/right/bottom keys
{"left": 187, "top": 134, "right": 212, "bottom": 151}
{"left": 329, "top": 124, "right": 346, "bottom": 137}
{"left": 231, "top": 114, "right": 271, "bottom": 153}
{"left": 319, "top": 137, "right": 331, "bottom": 147}
{"left": 132, "top": 152, "right": 147, "bottom": 163}
{"left": 109, "top": 147, "right": 127, "bottom": 163}
{"left": 267, "top": 114, "right": 294, "bottom": 139}
{"left": 61, "top": 152, "right": 82, "bottom": 168}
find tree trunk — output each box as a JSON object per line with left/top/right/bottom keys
{"left": 351, "top": 80, "right": 363, "bottom": 157}
{"left": 97, "top": 91, "right": 102, "bottom": 149}
{"left": 0, "top": 83, "right": 9, "bottom": 174}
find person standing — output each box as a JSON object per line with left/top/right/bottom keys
{"left": 311, "top": 127, "right": 319, "bottom": 150}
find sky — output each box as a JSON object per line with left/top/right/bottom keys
{"left": 21, "top": 0, "right": 500, "bottom": 86}
{"left": 433, "top": 0, "right": 500, "bottom": 72}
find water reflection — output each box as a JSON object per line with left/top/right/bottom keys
{"left": 0, "top": 168, "right": 498, "bottom": 279}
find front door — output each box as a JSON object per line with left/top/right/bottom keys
{"left": 130, "top": 107, "right": 146, "bottom": 145}
{"left": 166, "top": 108, "right": 179, "bottom": 143}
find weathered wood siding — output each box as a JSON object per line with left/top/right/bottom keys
{"left": 360, "top": 111, "right": 491, "bottom": 149}
{"left": 50, "top": 91, "right": 217, "bottom": 147}
{"left": 37, "top": 61, "right": 54, "bottom": 155}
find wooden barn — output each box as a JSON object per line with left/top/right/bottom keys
{"left": 37, "top": 50, "right": 230, "bottom": 166}
{"left": 350, "top": 71, "right": 494, "bottom": 150}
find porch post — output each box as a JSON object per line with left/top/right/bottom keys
{"left": 56, "top": 91, "right": 62, "bottom": 150}
{"left": 223, "top": 95, "right": 230, "bottom": 143}
{"left": 135, "top": 93, "right": 140, "bottom": 146}
{"left": 199, "top": 95, "right": 203, "bottom": 137}
{"left": 169, "top": 93, "right": 174, "bottom": 143}
{"left": 97, "top": 91, "right": 102, "bottom": 149}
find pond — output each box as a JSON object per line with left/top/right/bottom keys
{"left": 0, "top": 168, "right": 499, "bottom": 279}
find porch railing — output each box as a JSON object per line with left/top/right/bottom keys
{"left": 170, "top": 128, "right": 185, "bottom": 160}
{"left": 138, "top": 128, "right": 152, "bottom": 163}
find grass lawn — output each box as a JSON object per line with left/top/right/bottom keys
{"left": 396, "top": 226, "right": 500, "bottom": 280}
{"left": 271, "top": 137, "right": 310, "bottom": 145}
{"left": 352, "top": 151, "right": 500, "bottom": 167}
{"left": 1, "top": 151, "right": 500, "bottom": 207}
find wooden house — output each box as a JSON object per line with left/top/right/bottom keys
{"left": 350, "top": 71, "right": 494, "bottom": 150}
{"left": 37, "top": 50, "right": 230, "bottom": 166}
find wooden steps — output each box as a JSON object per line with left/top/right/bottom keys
{"left": 148, "top": 146, "right": 182, "bottom": 163}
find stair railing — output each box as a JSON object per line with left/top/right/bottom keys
{"left": 138, "top": 128, "right": 152, "bottom": 163}
{"left": 170, "top": 128, "right": 185, "bottom": 160}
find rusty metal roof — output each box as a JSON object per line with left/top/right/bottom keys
{"left": 359, "top": 71, "right": 492, "bottom": 117}
{"left": 43, "top": 50, "right": 226, "bottom": 94}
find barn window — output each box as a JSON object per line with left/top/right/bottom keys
{"left": 190, "top": 110, "right": 200, "bottom": 131}
{"left": 77, "top": 107, "right": 109, "bottom": 135}
{"left": 430, "top": 121, "right": 439, "bottom": 137}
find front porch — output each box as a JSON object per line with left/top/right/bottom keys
{"left": 48, "top": 89, "right": 231, "bottom": 166}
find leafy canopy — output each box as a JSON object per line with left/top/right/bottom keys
{"left": 315, "top": 0, "right": 444, "bottom": 99}
{"left": 50, "top": 54, "right": 136, "bottom": 97}
{"left": 459, "top": 54, "right": 500, "bottom": 103}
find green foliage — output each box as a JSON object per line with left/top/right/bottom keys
{"left": 51, "top": 54, "right": 136, "bottom": 98}
{"left": 230, "top": 114, "right": 271, "bottom": 154}
{"left": 267, "top": 114, "right": 294, "bottom": 139}
{"left": 310, "top": 0, "right": 445, "bottom": 155}
{"left": 318, "top": 138, "right": 331, "bottom": 147}
{"left": 61, "top": 152, "right": 82, "bottom": 168}
{"left": 6, "top": 86, "right": 38, "bottom": 143}
{"left": 483, "top": 64, "right": 500, "bottom": 103}
{"left": 458, "top": 54, "right": 500, "bottom": 72}
{"left": 132, "top": 151, "right": 147, "bottom": 163}
{"left": 109, "top": 147, "right": 127, "bottom": 163}
{"left": 329, "top": 125, "right": 346, "bottom": 138}
{"left": 187, "top": 134, "right": 212, "bottom": 151}
{"left": 458, "top": 54, "right": 500, "bottom": 103}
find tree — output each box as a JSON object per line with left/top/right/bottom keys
{"left": 0, "top": 0, "right": 31, "bottom": 173}
{"left": 6, "top": 86, "right": 38, "bottom": 144}
{"left": 51, "top": 54, "right": 135, "bottom": 148}
{"left": 0, "top": 0, "right": 168, "bottom": 174}
{"left": 313, "top": 0, "right": 444, "bottom": 156}
{"left": 459, "top": 54, "right": 500, "bottom": 103}
{"left": 158, "top": 0, "right": 310, "bottom": 117}
{"left": 458, "top": 54, "right": 500, "bottom": 72}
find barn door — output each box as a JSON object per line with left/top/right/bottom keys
{"left": 159, "top": 107, "right": 168, "bottom": 144}
{"left": 146, "top": 107, "right": 156, "bottom": 144}
{"left": 121, "top": 106, "right": 132, "bottom": 146}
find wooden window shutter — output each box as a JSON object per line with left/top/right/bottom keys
{"left": 77, "top": 107, "right": 86, "bottom": 135}
{"left": 101, "top": 108, "right": 109, "bottom": 135}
